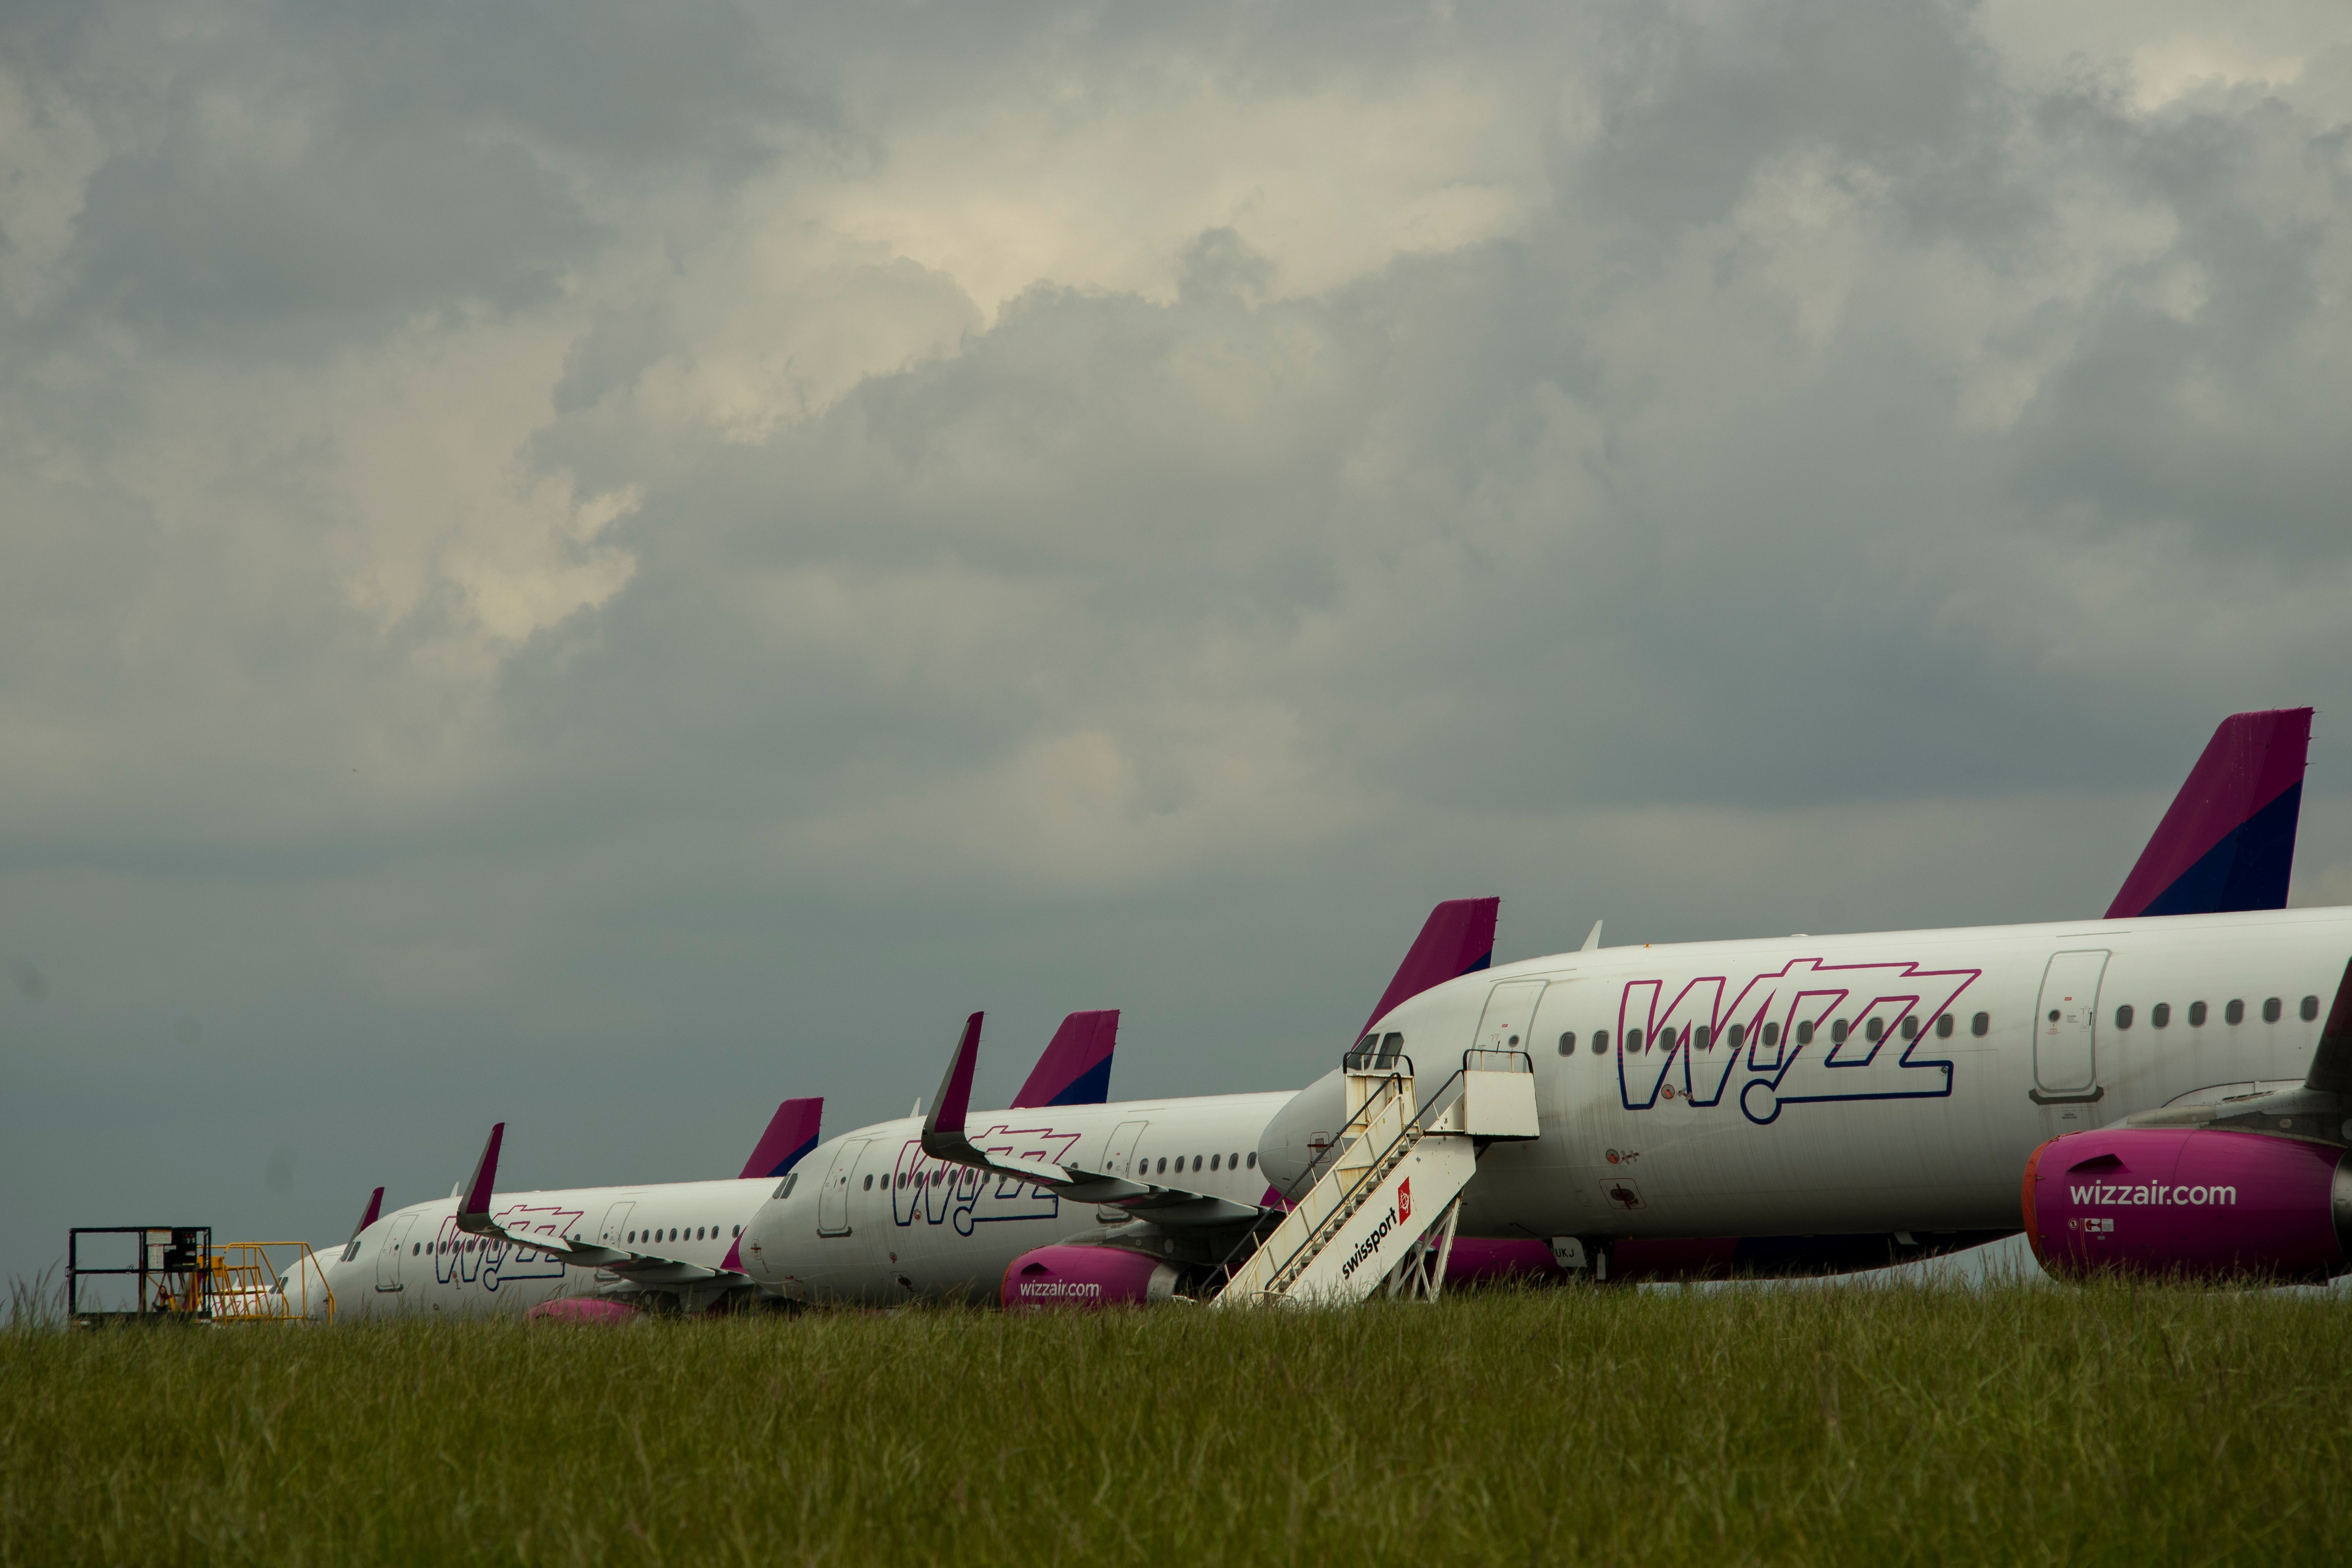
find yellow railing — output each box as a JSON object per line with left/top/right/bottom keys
{"left": 206, "top": 1241, "right": 336, "bottom": 1324}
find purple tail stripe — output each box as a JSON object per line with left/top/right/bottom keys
{"left": 2107, "top": 708, "right": 2311, "bottom": 919}
{"left": 739, "top": 1097, "right": 824, "bottom": 1180}
{"left": 1011, "top": 1011, "right": 1119, "bottom": 1109}
{"left": 1363, "top": 897, "right": 1501, "bottom": 1034}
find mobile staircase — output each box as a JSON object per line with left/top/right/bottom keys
{"left": 1211, "top": 1047, "right": 1537, "bottom": 1307}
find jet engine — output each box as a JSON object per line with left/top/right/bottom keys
{"left": 1000, "top": 1245, "right": 1181, "bottom": 1309}
{"left": 2022, "top": 1127, "right": 2352, "bottom": 1283}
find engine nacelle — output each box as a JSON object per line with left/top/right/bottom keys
{"left": 1001, "top": 1245, "right": 1181, "bottom": 1309}
{"left": 526, "top": 1297, "right": 642, "bottom": 1324}
{"left": 2023, "top": 1128, "right": 2352, "bottom": 1283}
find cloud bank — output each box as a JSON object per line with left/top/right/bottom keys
{"left": 5, "top": 0, "right": 2352, "bottom": 1269}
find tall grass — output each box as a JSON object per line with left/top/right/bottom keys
{"left": 3, "top": 1283, "right": 2347, "bottom": 1565}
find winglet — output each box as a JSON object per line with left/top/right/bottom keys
{"left": 351, "top": 1186, "right": 384, "bottom": 1240}
{"left": 2107, "top": 708, "right": 2312, "bottom": 918}
{"left": 458, "top": 1123, "right": 504, "bottom": 1221}
{"left": 1363, "top": 898, "right": 1501, "bottom": 1034}
{"left": 923, "top": 1013, "right": 984, "bottom": 1140}
{"left": 739, "top": 1098, "right": 824, "bottom": 1180}
{"left": 2305, "top": 958, "right": 2352, "bottom": 1096}
{"left": 1011, "top": 1010, "right": 1119, "bottom": 1108}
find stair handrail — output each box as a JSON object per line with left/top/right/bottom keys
{"left": 1212, "top": 1069, "right": 1417, "bottom": 1293}
{"left": 1213, "top": 1046, "right": 1538, "bottom": 1298}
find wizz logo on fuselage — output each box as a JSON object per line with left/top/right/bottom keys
{"left": 1615, "top": 958, "right": 1981, "bottom": 1125}
{"left": 431, "top": 1201, "right": 580, "bottom": 1290}
{"left": 890, "top": 1124, "right": 1083, "bottom": 1236}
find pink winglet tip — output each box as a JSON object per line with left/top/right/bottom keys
{"left": 461, "top": 1123, "right": 505, "bottom": 1217}
{"left": 926, "top": 1012, "right": 984, "bottom": 1137}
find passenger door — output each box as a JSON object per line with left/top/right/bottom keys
{"left": 374, "top": 1213, "right": 417, "bottom": 1292}
{"left": 1471, "top": 980, "right": 1548, "bottom": 1060}
{"left": 817, "top": 1138, "right": 872, "bottom": 1236}
{"left": 2033, "top": 950, "right": 2109, "bottom": 1101}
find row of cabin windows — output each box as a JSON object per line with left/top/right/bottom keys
{"left": 858, "top": 1150, "right": 1259, "bottom": 1192}
{"left": 622, "top": 1225, "right": 737, "bottom": 1244}
{"left": 1552, "top": 992, "right": 2324, "bottom": 1056}
{"left": 2113, "top": 995, "right": 2318, "bottom": 1030}
{"left": 1557, "top": 1012, "right": 1991, "bottom": 1056}
{"left": 407, "top": 1223, "right": 742, "bottom": 1256}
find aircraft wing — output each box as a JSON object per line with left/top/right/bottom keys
{"left": 918, "top": 1014, "right": 1270, "bottom": 1231}
{"left": 448, "top": 1123, "right": 751, "bottom": 1285}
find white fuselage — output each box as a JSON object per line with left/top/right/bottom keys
{"left": 1354, "top": 907, "right": 2352, "bottom": 1241}
{"left": 317, "top": 1177, "right": 780, "bottom": 1319}
{"left": 740, "top": 1093, "right": 1299, "bottom": 1303}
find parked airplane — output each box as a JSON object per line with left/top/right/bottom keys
{"left": 304, "top": 1010, "right": 1147, "bottom": 1319}
{"left": 1256, "top": 707, "right": 2343, "bottom": 1290}
{"left": 732, "top": 900, "right": 1501, "bottom": 1306}
{"left": 998, "top": 707, "right": 2343, "bottom": 1300}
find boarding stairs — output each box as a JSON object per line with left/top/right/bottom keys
{"left": 1212, "top": 1048, "right": 1537, "bottom": 1308}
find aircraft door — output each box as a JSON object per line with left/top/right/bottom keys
{"left": 2033, "top": 950, "right": 2109, "bottom": 1100}
{"left": 818, "top": 1139, "right": 872, "bottom": 1236}
{"left": 375, "top": 1212, "right": 418, "bottom": 1292}
{"left": 599, "top": 1201, "right": 636, "bottom": 1248}
{"left": 1100, "top": 1121, "right": 1149, "bottom": 1180}
{"left": 1472, "top": 980, "right": 1548, "bottom": 1057}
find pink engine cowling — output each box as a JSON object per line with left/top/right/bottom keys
{"left": 525, "top": 1297, "right": 643, "bottom": 1324}
{"left": 1001, "top": 1245, "right": 1181, "bottom": 1308}
{"left": 2023, "top": 1127, "right": 2352, "bottom": 1283}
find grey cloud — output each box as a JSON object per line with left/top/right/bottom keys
{"left": 6, "top": 1, "right": 2352, "bottom": 1280}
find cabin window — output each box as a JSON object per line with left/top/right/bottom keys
{"left": 1157, "top": 1158, "right": 1167, "bottom": 1175}
{"left": 1247, "top": 1152, "right": 1258, "bottom": 1169}
{"left": 1694, "top": 1025, "right": 1713, "bottom": 1051}
{"left": 1936, "top": 1014, "right": 1953, "bottom": 1039}
{"left": 2225, "top": 999, "right": 2245, "bottom": 1025}
{"left": 627, "top": 1231, "right": 636, "bottom": 1243}
{"left": 2302, "top": 995, "right": 2321, "bottom": 1021}
{"left": 2152, "top": 1003, "right": 2171, "bottom": 1027}
{"left": 1865, "top": 1018, "right": 1883, "bottom": 1043}
{"left": 862, "top": 1175, "right": 873, "bottom": 1191}
{"left": 2263, "top": 997, "right": 2281, "bottom": 1024}
{"left": 412, "top": 1243, "right": 419, "bottom": 1255}
{"left": 1900, "top": 1017, "right": 1916, "bottom": 1040}
{"left": 1764, "top": 1022, "right": 1781, "bottom": 1047}
{"left": 2189, "top": 1001, "right": 2208, "bottom": 1027}
{"left": 2115, "top": 1005, "right": 2133, "bottom": 1030}
{"left": 1194, "top": 1156, "right": 1204, "bottom": 1173}
{"left": 1592, "top": 1029, "right": 1610, "bottom": 1054}
{"left": 1728, "top": 1023, "right": 1747, "bottom": 1049}
{"left": 1971, "top": 1012, "right": 1989, "bottom": 1037}
{"left": 1626, "top": 1028, "right": 1644, "bottom": 1053}
{"left": 1831, "top": 1020, "right": 1849, "bottom": 1044}
{"left": 1210, "top": 1154, "right": 1221, "bottom": 1171}
{"left": 1558, "top": 1032, "right": 1577, "bottom": 1056}
{"left": 1796, "top": 1021, "right": 1815, "bottom": 1046}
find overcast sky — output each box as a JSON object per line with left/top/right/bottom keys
{"left": 7, "top": 1, "right": 2352, "bottom": 1282}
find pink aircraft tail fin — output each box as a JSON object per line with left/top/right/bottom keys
{"left": 1363, "top": 897, "right": 1501, "bottom": 1035}
{"left": 1010, "top": 1011, "right": 1118, "bottom": 1108}
{"left": 2106, "top": 708, "right": 2312, "bottom": 919}
{"left": 739, "top": 1098, "right": 824, "bottom": 1180}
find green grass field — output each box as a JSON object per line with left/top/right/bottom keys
{"left": 4, "top": 1283, "right": 2348, "bottom": 1566}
